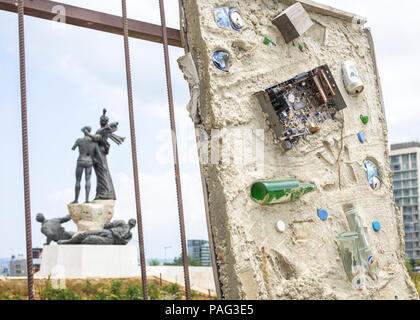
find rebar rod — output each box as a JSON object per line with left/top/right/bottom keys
{"left": 17, "top": 0, "right": 34, "bottom": 301}
{"left": 121, "top": 0, "right": 148, "bottom": 300}
{"left": 158, "top": 0, "right": 191, "bottom": 300}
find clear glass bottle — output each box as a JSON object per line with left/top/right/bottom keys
{"left": 345, "top": 207, "right": 378, "bottom": 281}
{"left": 338, "top": 232, "right": 365, "bottom": 291}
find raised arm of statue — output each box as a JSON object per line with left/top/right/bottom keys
{"left": 60, "top": 215, "right": 72, "bottom": 224}
{"left": 84, "top": 130, "right": 101, "bottom": 142}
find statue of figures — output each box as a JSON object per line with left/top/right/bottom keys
{"left": 87, "top": 109, "right": 125, "bottom": 200}
{"left": 58, "top": 219, "right": 136, "bottom": 245}
{"left": 36, "top": 213, "right": 74, "bottom": 245}
{"left": 71, "top": 126, "right": 100, "bottom": 203}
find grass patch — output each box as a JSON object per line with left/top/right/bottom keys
{"left": 0, "top": 277, "right": 215, "bottom": 300}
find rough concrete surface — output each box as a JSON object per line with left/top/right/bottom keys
{"left": 179, "top": 0, "right": 418, "bottom": 300}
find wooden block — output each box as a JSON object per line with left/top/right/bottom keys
{"left": 272, "top": 2, "right": 314, "bottom": 43}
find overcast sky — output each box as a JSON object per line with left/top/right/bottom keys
{"left": 0, "top": 0, "right": 419, "bottom": 260}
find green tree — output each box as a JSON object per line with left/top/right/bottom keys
{"left": 165, "top": 254, "right": 202, "bottom": 267}
{"left": 406, "top": 259, "right": 414, "bottom": 273}
{"left": 149, "top": 259, "right": 161, "bottom": 266}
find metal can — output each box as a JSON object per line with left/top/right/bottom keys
{"left": 229, "top": 8, "right": 245, "bottom": 30}
{"left": 342, "top": 60, "right": 364, "bottom": 95}
{"left": 212, "top": 51, "right": 230, "bottom": 72}
{"left": 214, "top": 7, "right": 230, "bottom": 28}
{"left": 363, "top": 160, "right": 381, "bottom": 190}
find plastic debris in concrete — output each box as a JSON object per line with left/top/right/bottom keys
{"left": 372, "top": 221, "right": 381, "bottom": 232}
{"left": 298, "top": 41, "right": 304, "bottom": 51}
{"left": 342, "top": 60, "right": 364, "bottom": 95}
{"left": 363, "top": 160, "right": 381, "bottom": 191}
{"left": 317, "top": 209, "right": 328, "bottom": 221}
{"left": 360, "top": 115, "right": 369, "bottom": 124}
{"left": 212, "top": 51, "right": 230, "bottom": 72}
{"left": 276, "top": 221, "right": 286, "bottom": 233}
{"left": 358, "top": 132, "right": 366, "bottom": 143}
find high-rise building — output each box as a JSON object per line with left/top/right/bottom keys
{"left": 390, "top": 142, "right": 420, "bottom": 261}
{"left": 187, "top": 240, "right": 212, "bottom": 266}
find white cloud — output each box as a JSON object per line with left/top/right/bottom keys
{"left": 112, "top": 171, "right": 207, "bottom": 260}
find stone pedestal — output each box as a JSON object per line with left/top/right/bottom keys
{"left": 36, "top": 245, "right": 140, "bottom": 278}
{"left": 67, "top": 200, "right": 114, "bottom": 236}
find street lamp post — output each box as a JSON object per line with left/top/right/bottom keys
{"left": 164, "top": 246, "right": 171, "bottom": 265}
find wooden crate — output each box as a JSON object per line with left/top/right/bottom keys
{"left": 272, "top": 2, "right": 313, "bottom": 43}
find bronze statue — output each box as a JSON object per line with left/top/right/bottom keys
{"left": 71, "top": 109, "right": 125, "bottom": 202}
{"left": 86, "top": 109, "right": 125, "bottom": 200}
{"left": 36, "top": 213, "right": 74, "bottom": 245}
{"left": 58, "top": 219, "right": 136, "bottom": 245}
{"left": 71, "top": 126, "right": 99, "bottom": 203}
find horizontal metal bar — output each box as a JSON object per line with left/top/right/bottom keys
{"left": 0, "top": 0, "right": 182, "bottom": 47}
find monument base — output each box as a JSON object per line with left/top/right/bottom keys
{"left": 68, "top": 200, "right": 114, "bottom": 236}
{"left": 36, "top": 245, "right": 140, "bottom": 279}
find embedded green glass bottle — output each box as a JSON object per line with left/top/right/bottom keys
{"left": 251, "top": 179, "right": 316, "bottom": 205}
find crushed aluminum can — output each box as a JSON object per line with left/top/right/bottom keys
{"left": 363, "top": 160, "right": 381, "bottom": 190}
{"left": 215, "top": 7, "right": 231, "bottom": 28}
{"left": 342, "top": 60, "right": 364, "bottom": 95}
{"left": 212, "top": 51, "right": 230, "bottom": 72}
{"left": 229, "top": 8, "right": 245, "bottom": 30}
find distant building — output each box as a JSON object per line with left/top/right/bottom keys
{"left": 0, "top": 265, "right": 9, "bottom": 277}
{"left": 9, "top": 254, "right": 27, "bottom": 277}
{"left": 187, "top": 240, "right": 212, "bottom": 266}
{"left": 33, "top": 248, "right": 43, "bottom": 273}
{"left": 200, "top": 242, "right": 211, "bottom": 266}
{"left": 8, "top": 248, "right": 43, "bottom": 277}
{"left": 390, "top": 142, "right": 420, "bottom": 260}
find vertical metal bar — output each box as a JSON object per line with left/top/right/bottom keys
{"left": 17, "top": 0, "right": 34, "bottom": 301}
{"left": 177, "top": 0, "right": 222, "bottom": 298}
{"left": 121, "top": 0, "right": 148, "bottom": 300}
{"left": 158, "top": 0, "right": 191, "bottom": 300}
